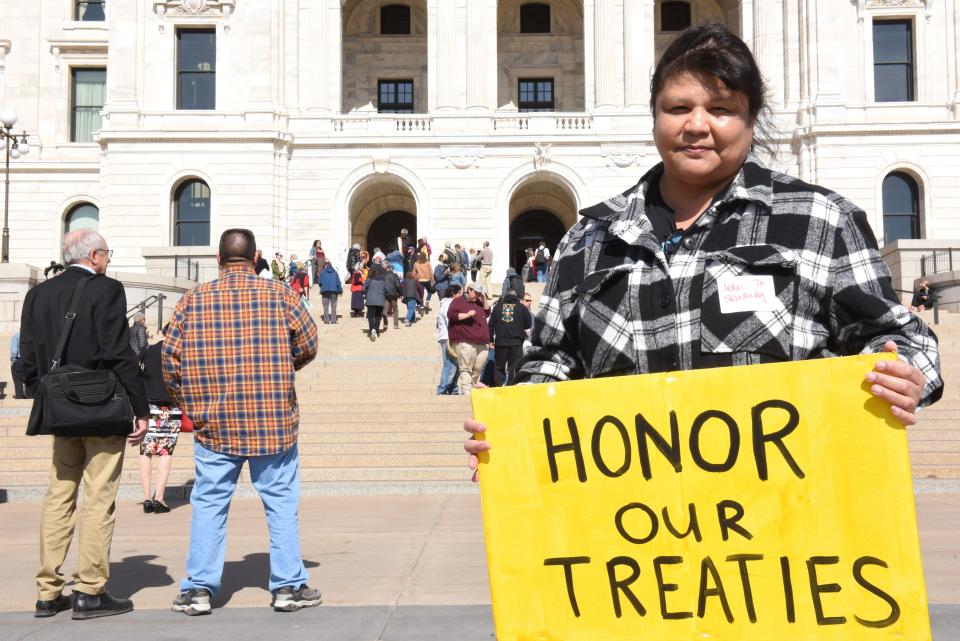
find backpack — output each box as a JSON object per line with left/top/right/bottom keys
{"left": 535, "top": 247, "right": 548, "bottom": 266}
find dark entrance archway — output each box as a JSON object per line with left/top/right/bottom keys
{"left": 509, "top": 209, "right": 567, "bottom": 273}
{"left": 366, "top": 210, "right": 417, "bottom": 254}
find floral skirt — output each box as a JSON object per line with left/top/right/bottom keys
{"left": 139, "top": 403, "right": 182, "bottom": 457}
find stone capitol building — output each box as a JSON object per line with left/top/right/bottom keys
{"left": 1, "top": 0, "right": 959, "bottom": 310}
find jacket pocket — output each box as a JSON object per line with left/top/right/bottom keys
{"left": 571, "top": 265, "right": 637, "bottom": 377}
{"left": 700, "top": 245, "right": 798, "bottom": 361}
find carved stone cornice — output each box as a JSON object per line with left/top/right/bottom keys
{"left": 858, "top": 0, "right": 935, "bottom": 23}
{"left": 153, "top": 1, "right": 236, "bottom": 32}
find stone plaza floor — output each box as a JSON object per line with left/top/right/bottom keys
{"left": 0, "top": 494, "right": 957, "bottom": 640}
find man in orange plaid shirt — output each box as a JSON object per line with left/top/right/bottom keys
{"left": 162, "top": 228, "right": 320, "bottom": 615}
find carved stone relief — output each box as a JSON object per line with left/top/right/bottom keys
{"left": 533, "top": 142, "right": 552, "bottom": 170}
{"left": 441, "top": 146, "right": 484, "bottom": 170}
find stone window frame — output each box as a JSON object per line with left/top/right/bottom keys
{"left": 69, "top": 66, "right": 107, "bottom": 143}
{"left": 365, "top": 69, "right": 426, "bottom": 113}
{"left": 63, "top": 200, "right": 101, "bottom": 235}
{"left": 659, "top": 1, "right": 692, "bottom": 32}
{"left": 506, "top": 66, "right": 566, "bottom": 112}
{"left": 379, "top": 4, "right": 412, "bottom": 35}
{"left": 518, "top": 77, "right": 556, "bottom": 112}
{"left": 876, "top": 165, "right": 928, "bottom": 243}
{"left": 74, "top": 0, "right": 106, "bottom": 22}
{"left": 377, "top": 79, "right": 415, "bottom": 113}
{"left": 175, "top": 26, "right": 217, "bottom": 110}
{"left": 171, "top": 177, "right": 213, "bottom": 247}
{"left": 520, "top": 3, "right": 552, "bottom": 34}
{"left": 862, "top": 3, "right": 927, "bottom": 104}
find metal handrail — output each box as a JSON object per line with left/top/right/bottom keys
{"left": 919, "top": 248, "right": 955, "bottom": 277}
{"left": 127, "top": 293, "right": 167, "bottom": 329}
{"left": 175, "top": 256, "right": 200, "bottom": 281}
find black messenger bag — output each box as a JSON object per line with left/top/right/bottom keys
{"left": 26, "top": 277, "right": 134, "bottom": 437}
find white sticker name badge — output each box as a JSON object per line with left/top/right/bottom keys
{"left": 717, "top": 274, "right": 778, "bottom": 314}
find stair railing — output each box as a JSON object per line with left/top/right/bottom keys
{"left": 127, "top": 293, "right": 167, "bottom": 329}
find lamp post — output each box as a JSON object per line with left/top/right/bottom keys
{"left": 0, "top": 109, "right": 31, "bottom": 263}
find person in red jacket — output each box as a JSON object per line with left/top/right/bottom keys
{"left": 447, "top": 283, "right": 491, "bottom": 395}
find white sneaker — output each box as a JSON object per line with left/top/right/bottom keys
{"left": 370, "top": 329, "right": 378, "bottom": 341}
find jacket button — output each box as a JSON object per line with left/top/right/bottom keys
{"left": 658, "top": 293, "right": 671, "bottom": 308}
{"left": 682, "top": 236, "right": 696, "bottom": 250}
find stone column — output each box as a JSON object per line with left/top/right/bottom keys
{"left": 810, "top": 0, "right": 843, "bottom": 107}
{"left": 245, "top": 1, "right": 276, "bottom": 108}
{"left": 740, "top": 0, "right": 755, "bottom": 53}
{"left": 104, "top": 0, "right": 139, "bottom": 114}
{"left": 952, "top": 0, "right": 960, "bottom": 118}
{"left": 432, "top": 0, "right": 462, "bottom": 111}
{"left": 466, "top": 0, "right": 495, "bottom": 110}
{"left": 753, "top": 0, "right": 784, "bottom": 109}
{"left": 592, "top": 0, "right": 621, "bottom": 110}
{"left": 622, "top": 0, "right": 648, "bottom": 110}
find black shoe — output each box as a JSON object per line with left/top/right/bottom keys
{"left": 35, "top": 594, "right": 71, "bottom": 618}
{"left": 72, "top": 591, "right": 133, "bottom": 620}
{"left": 142, "top": 499, "right": 155, "bottom": 513}
{"left": 153, "top": 501, "right": 171, "bottom": 514}
{"left": 172, "top": 588, "right": 212, "bottom": 616}
{"left": 272, "top": 584, "right": 322, "bottom": 612}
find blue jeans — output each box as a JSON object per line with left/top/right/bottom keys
{"left": 437, "top": 340, "right": 459, "bottom": 395}
{"left": 180, "top": 442, "right": 309, "bottom": 596}
{"left": 406, "top": 299, "right": 418, "bottom": 323}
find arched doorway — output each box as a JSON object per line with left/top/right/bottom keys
{"left": 510, "top": 210, "right": 567, "bottom": 272}
{"left": 367, "top": 210, "right": 417, "bottom": 254}
{"left": 348, "top": 174, "right": 418, "bottom": 252}
{"left": 508, "top": 176, "right": 578, "bottom": 274}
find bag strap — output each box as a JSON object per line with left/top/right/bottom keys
{"left": 51, "top": 275, "right": 92, "bottom": 369}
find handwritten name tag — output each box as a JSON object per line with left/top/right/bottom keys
{"left": 717, "top": 274, "right": 778, "bottom": 314}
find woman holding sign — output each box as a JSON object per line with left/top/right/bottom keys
{"left": 464, "top": 22, "right": 941, "bottom": 477}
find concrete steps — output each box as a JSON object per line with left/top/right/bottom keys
{"left": 1, "top": 282, "right": 959, "bottom": 501}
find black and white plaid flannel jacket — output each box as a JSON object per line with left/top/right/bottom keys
{"left": 515, "top": 156, "right": 943, "bottom": 407}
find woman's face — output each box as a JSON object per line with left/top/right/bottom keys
{"left": 653, "top": 72, "right": 754, "bottom": 192}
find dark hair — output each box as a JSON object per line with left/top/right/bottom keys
{"left": 448, "top": 284, "right": 462, "bottom": 295}
{"left": 219, "top": 228, "right": 257, "bottom": 264}
{"left": 650, "top": 22, "right": 775, "bottom": 156}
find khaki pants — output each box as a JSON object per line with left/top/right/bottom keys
{"left": 454, "top": 341, "right": 488, "bottom": 395}
{"left": 478, "top": 265, "right": 493, "bottom": 298}
{"left": 36, "top": 436, "right": 126, "bottom": 599}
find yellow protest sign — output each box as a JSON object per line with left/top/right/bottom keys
{"left": 472, "top": 354, "right": 930, "bottom": 641}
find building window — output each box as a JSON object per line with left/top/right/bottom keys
{"left": 882, "top": 172, "right": 920, "bottom": 244}
{"left": 518, "top": 78, "right": 554, "bottom": 112}
{"left": 380, "top": 4, "right": 411, "bottom": 35}
{"left": 520, "top": 3, "right": 551, "bottom": 33}
{"left": 71, "top": 68, "right": 106, "bottom": 143}
{"left": 873, "top": 19, "right": 914, "bottom": 102}
{"left": 174, "top": 179, "right": 211, "bottom": 246}
{"left": 75, "top": 0, "right": 105, "bottom": 21}
{"left": 378, "top": 80, "right": 414, "bottom": 113}
{"left": 177, "top": 29, "right": 216, "bottom": 110}
{"left": 661, "top": 2, "right": 692, "bottom": 32}
{"left": 65, "top": 203, "right": 100, "bottom": 233}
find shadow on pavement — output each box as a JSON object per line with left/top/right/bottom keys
{"left": 107, "top": 554, "right": 176, "bottom": 599}
{"left": 217, "top": 554, "right": 320, "bottom": 607}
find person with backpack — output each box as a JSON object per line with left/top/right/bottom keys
{"left": 349, "top": 268, "right": 365, "bottom": 317}
{"left": 500, "top": 267, "right": 524, "bottom": 300}
{"left": 401, "top": 272, "right": 422, "bottom": 327}
{"left": 434, "top": 254, "right": 451, "bottom": 300}
{"left": 534, "top": 240, "right": 550, "bottom": 283}
{"left": 382, "top": 262, "right": 402, "bottom": 331}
